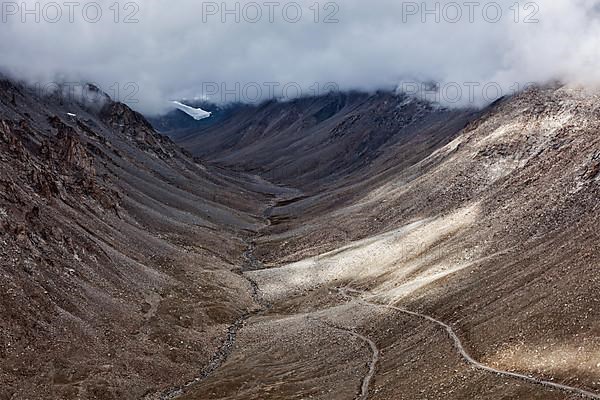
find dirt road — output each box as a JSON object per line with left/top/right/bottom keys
{"left": 339, "top": 288, "right": 600, "bottom": 400}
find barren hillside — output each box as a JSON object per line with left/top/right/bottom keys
{"left": 167, "top": 86, "right": 600, "bottom": 400}
{"left": 1, "top": 81, "right": 599, "bottom": 400}
{"left": 0, "top": 80, "right": 281, "bottom": 399}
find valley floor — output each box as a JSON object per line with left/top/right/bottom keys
{"left": 150, "top": 185, "right": 600, "bottom": 400}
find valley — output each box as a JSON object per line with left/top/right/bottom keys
{"left": 1, "top": 80, "right": 599, "bottom": 400}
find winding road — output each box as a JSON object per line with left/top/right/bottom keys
{"left": 315, "top": 319, "right": 380, "bottom": 400}
{"left": 339, "top": 287, "right": 600, "bottom": 400}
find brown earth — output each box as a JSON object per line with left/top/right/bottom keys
{"left": 1, "top": 80, "right": 599, "bottom": 400}
{"left": 171, "top": 86, "right": 600, "bottom": 400}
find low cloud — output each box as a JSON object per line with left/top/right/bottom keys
{"left": 1, "top": 0, "right": 599, "bottom": 114}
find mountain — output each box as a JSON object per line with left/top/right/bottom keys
{"left": 0, "top": 79, "right": 285, "bottom": 399}
{"left": 2, "top": 79, "right": 600, "bottom": 400}
{"left": 165, "top": 92, "right": 479, "bottom": 191}
{"left": 160, "top": 85, "right": 600, "bottom": 400}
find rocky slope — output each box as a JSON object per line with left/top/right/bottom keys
{"left": 0, "top": 80, "right": 279, "bottom": 399}
{"left": 2, "top": 80, "right": 600, "bottom": 400}
{"left": 166, "top": 92, "right": 479, "bottom": 191}
{"left": 163, "top": 85, "right": 600, "bottom": 399}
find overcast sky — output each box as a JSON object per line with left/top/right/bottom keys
{"left": 1, "top": 0, "right": 599, "bottom": 114}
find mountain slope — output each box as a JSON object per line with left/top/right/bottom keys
{"left": 246, "top": 86, "right": 600, "bottom": 397}
{"left": 3, "top": 80, "right": 600, "bottom": 400}
{"left": 0, "top": 80, "right": 278, "bottom": 399}
{"left": 165, "top": 92, "right": 479, "bottom": 191}
{"left": 162, "top": 86, "right": 600, "bottom": 400}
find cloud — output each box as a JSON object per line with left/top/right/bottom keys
{"left": 1, "top": 0, "right": 599, "bottom": 114}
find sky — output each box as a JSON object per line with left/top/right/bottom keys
{"left": 1, "top": 0, "right": 600, "bottom": 114}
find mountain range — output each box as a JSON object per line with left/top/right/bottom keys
{"left": 1, "top": 79, "right": 599, "bottom": 399}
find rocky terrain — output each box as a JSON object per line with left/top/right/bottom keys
{"left": 165, "top": 86, "right": 600, "bottom": 399}
{"left": 170, "top": 92, "right": 479, "bottom": 191}
{"left": 0, "top": 79, "right": 283, "bottom": 399}
{"left": 1, "top": 79, "right": 599, "bottom": 399}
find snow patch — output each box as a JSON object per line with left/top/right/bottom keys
{"left": 171, "top": 101, "right": 212, "bottom": 120}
